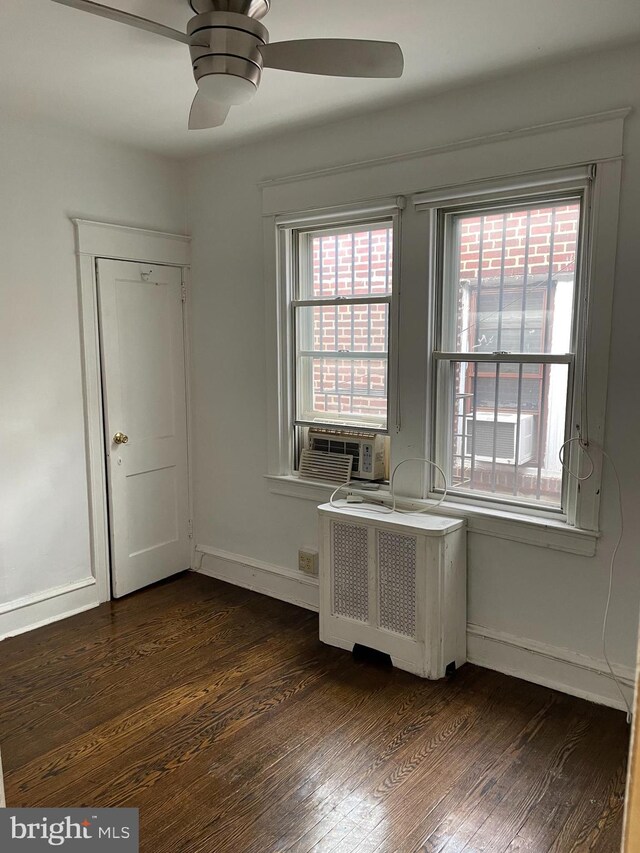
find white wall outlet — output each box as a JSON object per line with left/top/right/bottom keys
{"left": 298, "top": 548, "right": 319, "bottom": 576}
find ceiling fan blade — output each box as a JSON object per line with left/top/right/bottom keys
{"left": 51, "top": 0, "right": 190, "bottom": 44}
{"left": 189, "top": 92, "right": 231, "bottom": 130}
{"left": 260, "top": 39, "right": 404, "bottom": 78}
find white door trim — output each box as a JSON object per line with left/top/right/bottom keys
{"left": 73, "top": 219, "right": 192, "bottom": 603}
{"left": 0, "top": 747, "right": 5, "bottom": 807}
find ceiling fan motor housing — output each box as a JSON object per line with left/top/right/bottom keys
{"left": 188, "top": 12, "right": 268, "bottom": 100}
{"left": 188, "top": 0, "right": 270, "bottom": 21}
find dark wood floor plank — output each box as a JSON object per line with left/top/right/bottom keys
{"left": 454, "top": 714, "right": 592, "bottom": 852}
{"left": 341, "top": 683, "right": 557, "bottom": 853}
{"left": 140, "top": 660, "right": 406, "bottom": 852}
{"left": 197, "top": 676, "right": 470, "bottom": 853}
{"left": 1, "top": 583, "right": 315, "bottom": 769}
{"left": 0, "top": 573, "right": 630, "bottom": 853}
{"left": 1, "top": 577, "right": 310, "bottom": 708}
{"left": 3, "top": 616, "right": 310, "bottom": 770}
{"left": 209, "top": 671, "right": 546, "bottom": 853}
{"left": 0, "top": 573, "right": 216, "bottom": 669}
{"left": 7, "top": 627, "right": 324, "bottom": 802}
{"left": 136, "top": 666, "right": 371, "bottom": 814}
{"left": 402, "top": 692, "right": 573, "bottom": 853}
{"left": 280, "top": 693, "right": 488, "bottom": 853}
{"left": 235, "top": 670, "right": 493, "bottom": 853}
{"left": 501, "top": 704, "right": 629, "bottom": 853}
{"left": 548, "top": 742, "right": 628, "bottom": 852}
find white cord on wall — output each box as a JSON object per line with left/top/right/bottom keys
{"left": 559, "top": 436, "right": 632, "bottom": 722}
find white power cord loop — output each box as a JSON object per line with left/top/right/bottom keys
{"left": 329, "top": 457, "right": 448, "bottom": 516}
{"left": 558, "top": 435, "right": 594, "bottom": 482}
{"left": 389, "top": 458, "right": 448, "bottom": 514}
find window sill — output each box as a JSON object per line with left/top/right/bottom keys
{"left": 265, "top": 474, "right": 599, "bottom": 557}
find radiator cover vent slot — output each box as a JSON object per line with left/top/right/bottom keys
{"left": 378, "top": 530, "right": 417, "bottom": 638}
{"left": 331, "top": 522, "right": 369, "bottom": 622}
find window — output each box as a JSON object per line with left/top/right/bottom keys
{"left": 293, "top": 220, "right": 394, "bottom": 432}
{"left": 434, "top": 197, "right": 584, "bottom": 511}
{"left": 269, "top": 136, "right": 623, "bottom": 543}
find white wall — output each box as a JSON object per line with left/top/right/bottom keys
{"left": 187, "top": 42, "right": 640, "bottom": 708}
{"left": 0, "top": 113, "right": 186, "bottom": 627}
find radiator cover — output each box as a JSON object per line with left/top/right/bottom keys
{"left": 319, "top": 504, "right": 467, "bottom": 679}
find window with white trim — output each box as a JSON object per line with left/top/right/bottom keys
{"left": 285, "top": 217, "right": 396, "bottom": 480}
{"left": 270, "top": 149, "right": 622, "bottom": 540}
{"left": 432, "top": 193, "right": 586, "bottom": 512}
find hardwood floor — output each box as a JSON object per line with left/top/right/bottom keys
{"left": 0, "top": 573, "right": 629, "bottom": 852}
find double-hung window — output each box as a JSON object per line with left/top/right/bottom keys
{"left": 292, "top": 219, "right": 394, "bottom": 436}
{"left": 433, "top": 193, "right": 585, "bottom": 513}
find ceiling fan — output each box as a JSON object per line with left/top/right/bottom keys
{"left": 50, "top": 0, "right": 405, "bottom": 130}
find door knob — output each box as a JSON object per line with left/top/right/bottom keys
{"left": 113, "top": 432, "right": 129, "bottom": 445}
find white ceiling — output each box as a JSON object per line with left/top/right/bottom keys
{"left": 2, "top": 0, "right": 640, "bottom": 159}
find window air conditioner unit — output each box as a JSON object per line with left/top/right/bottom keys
{"left": 307, "top": 428, "right": 387, "bottom": 481}
{"left": 465, "top": 412, "right": 535, "bottom": 465}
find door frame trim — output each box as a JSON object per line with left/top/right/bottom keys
{"left": 73, "top": 219, "right": 192, "bottom": 603}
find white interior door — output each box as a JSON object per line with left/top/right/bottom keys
{"left": 97, "top": 259, "right": 191, "bottom": 598}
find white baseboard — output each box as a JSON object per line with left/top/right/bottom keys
{"left": 467, "top": 623, "right": 635, "bottom": 713}
{"left": 0, "top": 577, "right": 100, "bottom": 642}
{"left": 195, "top": 545, "right": 634, "bottom": 712}
{"left": 195, "top": 546, "right": 319, "bottom": 612}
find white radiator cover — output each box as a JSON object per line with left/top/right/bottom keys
{"left": 319, "top": 504, "right": 467, "bottom": 679}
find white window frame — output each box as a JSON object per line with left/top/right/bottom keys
{"left": 415, "top": 164, "right": 619, "bottom": 531}
{"left": 263, "top": 109, "right": 627, "bottom": 554}
{"left": 293, "top": 220, "right": 394, "bottom": 433}
{"left": 428, "top": 179, "right": 590, "bottom": 520}
{"left": 271, "top": 201, "right": 402, "bottom": 475}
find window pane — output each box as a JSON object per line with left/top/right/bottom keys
{"left": 298, "top": 356, "right": 388, "bottom": 428}
{"left": 445, "top": 360, "right": 569, "bottom": 508}
{"left": 296, "top": 304, "right": 389, "bottom": 355}
{"left": 450, "top": 201, "right": 580, "bottom": 354}
{"left": 299, "top": 224, "right": 393, "bottom": 300}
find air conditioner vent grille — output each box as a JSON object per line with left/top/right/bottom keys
{"left": 310, "top": 437, "right": 362, "bottom": 472}
{"left": 331, "top": 522, "right": 369, "bottom": 622}
{"left": 299, "top": 449, "right": 353, "bottom": 483}
{"left": 472, "top": 421, "right": 516, "bottom": 458}
{"left": 378, "top": 531, "right": 417, "bottom": 638}
{"left": 465, "top": 413, "right": 535, "bottom": 465}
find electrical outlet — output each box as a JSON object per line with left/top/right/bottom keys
{"left": 298, "top": 549, "right": 319, "bottom": 576}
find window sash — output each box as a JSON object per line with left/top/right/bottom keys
{"left": 293, "top": 295, "right": 392, "bottom": 308}
{"left": 298, "top": 351, "right": 389, "bottom": 360}
{"left": 296, "top": 221, "right": 394, "bottom": 302}
{"left": 294, "top": 353, "right": 390, "bottom": 430}
{"left": 434, "top": 352, "right": 573, "bottom": 364}
{"left": 433, "top": 192, "right": 585, "bottom": 515}
{"left": 291, "top": 217, "right": 395, "bottom": 435}
{"left": 438, "top": 195, "right": 584, "bottom": 358}
{"left": 293, "top": 419, "right": 389, "bottom": 433}
{"left": 433, "top": 358, "right": 574, "bottom": 514}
